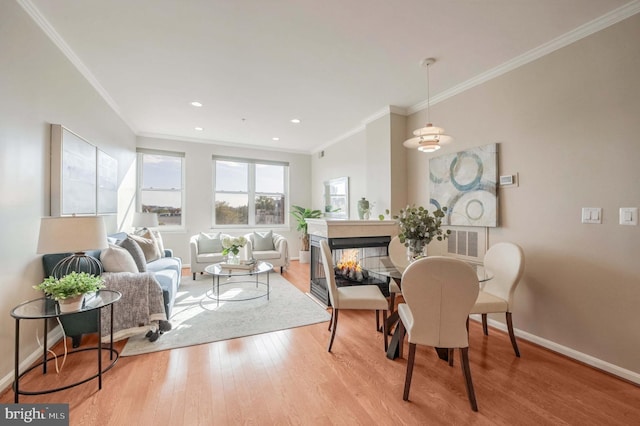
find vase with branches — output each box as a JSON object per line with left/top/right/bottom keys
{"left": 392, "top": 205, "right": 451, "bottom": 260}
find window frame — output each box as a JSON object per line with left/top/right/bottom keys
{"left": 136, "top": 148, "right": 186, "bottom": 231}
{"left": 212, "top": 156, "right": 289, "bottom": 229}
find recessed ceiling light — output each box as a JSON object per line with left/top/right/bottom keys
{"left": 290, "top": 118, "right": 301, "bottom": 124}
{"left": 272, "top": 137, "right": 280, "bottom": 141}
{"left": 191, "top": 101, "right": 203, "bottom": 107}
{"left": 195, "top": 127, "right": 203, "bottom": 131}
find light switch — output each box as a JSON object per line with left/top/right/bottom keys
{"left": 582, "top": 207, "right": 602, "bottom": 224}
{"left": 619, "top": 207, "right": 638, "bottom": 226}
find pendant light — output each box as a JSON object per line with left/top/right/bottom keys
{"left": 403, "top": 58, "right": 452, "bottom": 152}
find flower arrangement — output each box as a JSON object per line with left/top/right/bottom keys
{"left": 392, "top": 205, "right": 451, "bottom": 246}
{"left": 221, "top": 236, "right": 248, "bottom": 256}
{"left": 33, "top": 271, "right": 105, "bottom": 301}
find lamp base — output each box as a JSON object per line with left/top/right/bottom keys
{"left": 51, "top": 252, "right": 103, "bottom": 279}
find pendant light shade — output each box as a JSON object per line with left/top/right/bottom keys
{"left": 403, "top": 58, "right": 452, "bottom": 152}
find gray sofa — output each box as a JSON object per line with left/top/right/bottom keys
{"left": 42, "top": 232, "right": 182, "bottom": 346}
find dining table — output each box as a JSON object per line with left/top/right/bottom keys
{"left": 361, "top": 255, "right": 492, "bottom": 362}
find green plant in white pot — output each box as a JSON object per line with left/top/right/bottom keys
{"left": 290, "top": 205, "right": 323, "bottom": 263}
{"left": 34, "top": 271, "right": 105, "bottom": 313}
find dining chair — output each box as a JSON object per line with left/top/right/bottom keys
{"left": 398, "top": 256, "right": 480, "bottom": 411}
{"left": 387, "top": 236, "right": 409, "bottom": 310}
{"left": 470, "top": 242, "right": 525, "bottom": 357}
{"left": 319, "top": 239, "right": 388, "bottom": 352}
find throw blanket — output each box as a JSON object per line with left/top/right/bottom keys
{"left": 100, "top": 272, "right": 167, "bottom": 342}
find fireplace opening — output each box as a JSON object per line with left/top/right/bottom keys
{"left": 310, "top": 235, "right": 391, "bottom": 306}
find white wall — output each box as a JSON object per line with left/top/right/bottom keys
{"left": 136, "top": 136, "right": 312, "bottom": 262}
{"left": 312, "top": 13, "right": 640, "bottom": 380}
{"left": 0, "top": 1, "right": 136, "bottom": 388}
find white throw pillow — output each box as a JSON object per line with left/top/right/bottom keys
{"left": 100, "top": 244, "right": 138, "bottom": 273}
{"left": 253, "top": 230, "right": 275, "bottom": 251}
{"left": 198, "top": 232, "right": 222, "bottom": 253}
{"left": 151, "top": 230, "right": 165, "bottom": 257}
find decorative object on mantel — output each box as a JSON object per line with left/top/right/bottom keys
{"left": 33, "top": 271, "right": 105, "bottom": 313}
{"left": 290, "top": 205, "right": 323, "bottom": 263}
{"left": 357, "top": 197, "right": 374, "bottom": 220}
{"left": 392, "top": 205, "right": 451, "bottom": 261}
{"left": 37, "top": 215, "right": 109, "bottom": 278}
{"left": 221, "top": 236, "right": 248, "bottom": 265}
{"left": 403, "top": 58, "right": 453, "bottom": 153}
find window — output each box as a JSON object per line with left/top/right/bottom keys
{"left": 137, "top": 149, "right": 185, "bottom": 228}
{"left": 213, "top": 157, "right": 288, "bottom": 227}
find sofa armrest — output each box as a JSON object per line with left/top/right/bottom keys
{"left": 273, "top": 234, "right": 289, "bottom": 268}
{"left": 164, "top": 249, "right": 174, "bottom": 257}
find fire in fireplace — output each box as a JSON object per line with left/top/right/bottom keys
{"left": 309, "top": 235, "right": 391, "bottom": 306}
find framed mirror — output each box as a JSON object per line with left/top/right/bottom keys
{"left": 323, "top": 177, "right": 349, "bottom": 219}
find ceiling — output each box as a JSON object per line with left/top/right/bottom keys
{"left": 23, "top": 0, "right": 637, "bottom": 153}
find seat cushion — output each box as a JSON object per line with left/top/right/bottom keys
{"left": 196, "top": 253, "right": 226, "bottom": 263}
{"left": 336, "top": 285, "right": 388, "bottom": 310}
{"left": 251, "top": 250, "right": 281, "bottom": 261}
{"left": 470, "top": 290, "right": 508, "bottom": 314}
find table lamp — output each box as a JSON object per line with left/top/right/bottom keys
{"left": 131, "top": 212, "right": 159, "bottom": 235}
{"left": 37, "top": 216, "right": 108, "bottom": 278}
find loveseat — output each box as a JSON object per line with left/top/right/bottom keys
{"left": 190, "top": 231, "right": 289, "bottom": 279}
{"left": 42, "top": 231, "right": 182, "bottom": 346}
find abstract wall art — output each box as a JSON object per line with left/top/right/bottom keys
{"left": 429, "top": 143, "right": 498, "bottom": 227}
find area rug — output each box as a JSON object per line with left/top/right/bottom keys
{"left": 120, "top": 273, "right": 330, "bottom": 356}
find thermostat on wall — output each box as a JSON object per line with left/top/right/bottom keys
{"left": 499, "top": 173, "right": 518, "bottom": 186}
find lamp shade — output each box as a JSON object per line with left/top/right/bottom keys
{"left": 132, "top": 212, "right": 159, "bottom": 228}
{"left": 37, "top": 216, "right": 108, "bottom": 254}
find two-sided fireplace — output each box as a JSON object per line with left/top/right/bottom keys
{"left": 305, "top": 219, "right": 398, "bottom": 307}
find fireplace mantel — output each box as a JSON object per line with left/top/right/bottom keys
{"left": 305, "top": 219, "right": 398, "bottom": 239}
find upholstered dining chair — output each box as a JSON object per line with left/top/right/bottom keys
{"left": 319, "top": 239, "right": 389, "bottom": 352}
{"left": 398, "top": 256, "right": 480, "bottom": 411}
{"left": 470, "top": 242, "right": 525, "bottom": 357}
{"left": 387, "top": 236, "right": 409, "bottom": 311}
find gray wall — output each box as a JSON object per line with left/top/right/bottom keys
{"left": 0, "top": 1, "right": 137, "bottom": 387}
{"left": 313, "top": 13, "right": 640, "bottom": 380}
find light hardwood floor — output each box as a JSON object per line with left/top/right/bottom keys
{"left": 2, "top": 261, "right": 639, "bottom": 425}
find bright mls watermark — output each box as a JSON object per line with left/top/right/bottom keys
{"left": 0, "top": 404, "right": 68, "bottom": 425}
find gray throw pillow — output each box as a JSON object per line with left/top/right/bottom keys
{"left": 118, "top": 236, "right": 147, "bottom": 272}
{"left": 198, "top": 232, "right": 222, "bottom": 253}
{"left": 253, "top": 230, "right": 275, "bottom": 251}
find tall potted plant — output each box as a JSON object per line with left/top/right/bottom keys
{"left": 291, "top": 205, "right": 322, "bottom": 263}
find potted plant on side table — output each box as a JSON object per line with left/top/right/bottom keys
{"left": 291, "top": 205, "right": 323, "bottom": 264}
{"left": 34, "top": 271, "right": 105, "bottom": 313}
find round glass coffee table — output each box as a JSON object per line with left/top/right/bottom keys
{"left": 204, "top": 261, "right": 273, "bottom": 306}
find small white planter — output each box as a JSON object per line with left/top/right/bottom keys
{"left": 58, "top": 295, "right": 85, "bottom": 313}
{"left": 299, "top": 250, "right": 311, "bottom": 264}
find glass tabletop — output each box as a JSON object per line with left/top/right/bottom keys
{"left": 11, "top": 290, "right": 122, "bottom": 319}
{"left": 205, "top": 261, "right": 274, "bottom": 277}
{"left": 361, "top": 256, "right": 492, "bottom": 283}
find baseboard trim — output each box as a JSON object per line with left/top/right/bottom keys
{"left": 469, "top": 314, "right": 640, "bottom": 385}
{"left": 0, "top": 326, "right": 64, "bottom": 395}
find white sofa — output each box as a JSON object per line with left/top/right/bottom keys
{"left": 189, "top": 231, "right": 289, "bottom": 279}
{"left": 244, "top": 231, "right": 289, "bottom": 273}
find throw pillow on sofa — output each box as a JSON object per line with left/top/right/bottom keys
{"left": 198, "top": 232, "right": 223, "bottom": 253}
{"left": 119, "top": 236, "right": 147, "bottom": 272}
{"left": 100, "top": 244, "right": 139, "bottom": 273}
{"left": 253, "top": 230, "right": 275, "bottom": 251}
{"left": 150, "top": 230, "right": 165, "bottom": 256}
{"left": 128, "top": 233, "right": 161, "bottom": 263}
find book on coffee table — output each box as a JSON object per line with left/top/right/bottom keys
{"left": 219, "top": 260, "right": 257, "bottom": 270}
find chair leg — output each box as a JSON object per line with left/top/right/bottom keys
{"left": 403, "top": 343, "right": 417, "bottom": 401}
{"left": 382, "top": 310, "right": 388, "bottom": 352}
{"left": 328, "top": 308, "right": 333, "bottom": 331}
{"left": 459, "top": 347, "right": 478, "bottom": 412}
{"left": 192, "top": 272, "right": 196, "bottom": 280}
{"left": 375, "top": 310, "right": 380, "bottom": 332}
{"left": 448, "top": 348, "right": 454, "bottom": 366}
{"left": 280, "top": 266, "right": 283, "bottom": 273}
{"left": 327, "top": 309, "right": 339, "bottom": 352}
{"left": 397, "top": 320, "right": 405, "bottom": 359}
{"left": 506, "top": 312, "right": 520, "bottom": 357}
{"left": 389, "top": 292, "right": 396, "bottom": 311}
{"left": 482, "top": 313, "right": 488, "bottom": 335}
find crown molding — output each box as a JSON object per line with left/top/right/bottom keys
{"left": 407, "top": 0, "right": 640, "bottom": 114}
{"left": 17, "top": 0, "right": 137, "bottom": 133}
{"left": 137, "top": 132, "right": 311, "bottom": 155}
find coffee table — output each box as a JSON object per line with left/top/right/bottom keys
{"left": 204, "top": 261, "right": 273, "bottom": 306}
